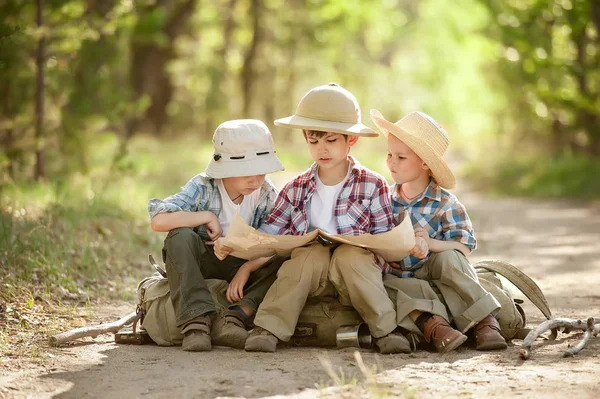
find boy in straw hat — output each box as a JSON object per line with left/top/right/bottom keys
{"left": 370, "top": 109, "right": 507, "bottom": 351}
{"left": 148, "top": 119, "right": 287, "bottom": 352}
{"left": 234, "top": 83, "right": 412, "bottom": 353}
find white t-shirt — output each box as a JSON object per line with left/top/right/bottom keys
{"left": 217, "top": 180, "right": 261, "bottom": 236}
{"left": 309, "top": 169, "right": 350, "bottom": 234}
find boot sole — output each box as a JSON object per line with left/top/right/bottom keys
{"left": 438, "top": 334, "right": 468, "bottom": 353}
{"left": 476, "top": 339, "right": 508, "bottom": 351}
{"left": 244, "top": 336, "right": 277, "bottom": 352}
{"left": 182, "top": 342, "right": 212, "bottom": 352}
{"left": 212, "top": 332, "right": 248, "bottom": 349}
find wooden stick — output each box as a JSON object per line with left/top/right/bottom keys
{"left": 520, "top": 317, "right": 600, "bottom": 360}
{"left": 49, "top": 312, "right": 138, "bottom": 347}
{"left": 563, "top": 318, "right": 598, "bottom": 357}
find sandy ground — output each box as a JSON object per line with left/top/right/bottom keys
{"left": 1, "top": 187, "right": 600, "bottom": 399}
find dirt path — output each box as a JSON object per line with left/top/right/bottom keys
{"left": 2, "top": 189, "right": 600, "bottom": 399}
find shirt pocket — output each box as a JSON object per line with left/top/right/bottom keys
{"left": 290, "top": 205, "right": 308, "bottom": 234}
{"left": 340, "top": 198, "right": 371, "bottom": 233}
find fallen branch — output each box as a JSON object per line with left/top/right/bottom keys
{"left": 520, "top": 317, "right": 600, "bottom": 359}
{"left": 563, "top": 318, "right": 598, "bottom": 357}
{"left": 49, "top": 312, "right": 138, "bottom": 347}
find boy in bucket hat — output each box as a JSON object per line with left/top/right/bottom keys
{"left": 148, "top": 119, "right": 286, "bottom": 352}
{"left": 232, "top": 83, "right": 411, "bottom": 354}
{"left": 370, "top": 110, "right": 507, "bottom": 352}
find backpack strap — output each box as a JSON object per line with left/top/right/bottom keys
{"left": 473, "top": 259, "right": 552, "bottom": 320}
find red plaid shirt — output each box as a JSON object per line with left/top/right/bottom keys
{"left": 260, "top": 156, "right": 395, "bottom": 273}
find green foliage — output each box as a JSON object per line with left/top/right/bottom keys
{"left": 464, "top": 153, "right": 600, "bottom": 199}
{"left": 477, "top": 0, "right": 600, "bottom": 156}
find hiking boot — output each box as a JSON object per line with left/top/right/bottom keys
{"left": 211, "top": 310, "right": 249, "bottom": 349}
{"left": 181, "top": 317, "right": 212, "bottom": 352}
{"left": 375, "top": 328, "right": 412, "bottom": 354}
{"left": 244, "top": 326, "right": 278, "bottom": 352}
{"left": 472, "top": 315, "right": 507, "bottom": 351}
{"left": 422, "top": 315, "right": 468, "bottom": 353}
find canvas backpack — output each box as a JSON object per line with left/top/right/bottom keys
{"left": 136, "top": 257, "right": 551, "bottom": 346}
{"left": 471, "top": 259, "right": 552, "bottom": 339}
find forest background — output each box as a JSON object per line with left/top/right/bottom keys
{"left": 1, "top": 0, "right": 599, "bottom": 360}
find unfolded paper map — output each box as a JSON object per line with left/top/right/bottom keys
{"left": 223, "top": 213, "right": 415, "bottom": 262}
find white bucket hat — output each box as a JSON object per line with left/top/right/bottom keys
{"left": 274, "top": 83, "right": 378, "bottom": 137}
{"left": 204, "top": 119, "right": 285, "bottom": 179}
{"left": 370, "top": 109, "right": 456, "bottom": 189}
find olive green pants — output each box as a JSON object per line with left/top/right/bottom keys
{"left": 162, "top": 227, "right": 284, "bottom": 328}
{"left": 384, "top": 250, "right": 501, "bottom": 335}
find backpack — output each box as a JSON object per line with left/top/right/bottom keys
{"left": 472, "top": 259, "right": 552, "bottom": 339}
{"left": 136, "top": 257, "right": 551, "bottom": 346}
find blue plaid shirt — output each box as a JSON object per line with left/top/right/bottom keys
{"left": 148, "top": 173, "right": 279, "bottom": 241}
{"left": 390, "top": 179, "right": 477, "bottom": 277}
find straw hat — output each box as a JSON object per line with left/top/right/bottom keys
{"left": 274, "top": 83, "right": 378, "bottom": 137}
{"left": 205, "top": 119, "right": 285, "bottom": 179}
{"left": 370, "top": 109, "right": 456, "bottom": 189}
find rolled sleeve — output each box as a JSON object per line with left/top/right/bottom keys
{"left": 147, "top": 177, "right": 205, "bottom": 219}
{"left": 441, "top": 201, "right": 477, "bottom": 250}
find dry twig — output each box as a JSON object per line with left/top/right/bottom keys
{"left": 520, "top": 317, "right": 600, "bottom": 359}
{"left": 49, "top": 312, "right": 138, "bottom": 347}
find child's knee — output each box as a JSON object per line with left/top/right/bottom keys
{"left": 164, "top": 227, "right": 198, "bottom": 252}
{"left": 331, "top": 245, "right": 372, "bottom": 271}
{"left": 428, "top": 250, "right": 470, "bottom": 278}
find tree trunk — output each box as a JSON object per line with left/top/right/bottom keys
{"left": 204, "top": 0, "right": 237, "bottom": 136}
{"left": 34, "top": 0, "right": 46, "bottom": 180}
{"left": 128, "top": 0, "right": 197, "bottom": 135}
{"left": 241, "top": 0, "right": 262, "bottom": 117}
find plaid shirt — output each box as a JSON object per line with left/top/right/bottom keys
{"left": 148, "top": 173, "right": 278, "bottom": 241}
{"left": 390, "top": 179, "right": 477, "bottom": 278}
{"left": 259, "top": 156, "right": 395, "bottom": 272}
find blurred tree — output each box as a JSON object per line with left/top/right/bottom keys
{"left": 129, "top": 0, "right": 198, "bottom": 135}
{"left": 0, "top": 1, "right": 33, "bottom": 181}
{"left": 34, "top": 0, "right": 46, "bottom": 180}
{"left": 479, "top": 0, "right": 600, "bottom": 156}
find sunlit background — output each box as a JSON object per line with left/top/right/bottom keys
{"left": 0, "top": 0, "right": 599, "bottom": 340}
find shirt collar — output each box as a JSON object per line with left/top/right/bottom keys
{"left": 392, "top": 178, "right": 442, "bottom": 204}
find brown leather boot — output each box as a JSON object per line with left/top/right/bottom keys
{"left": 422, "top": 315, "right": 468, "bottom": 353}
{"left": 472, "top": 315, "right": 507, "bottom": 351}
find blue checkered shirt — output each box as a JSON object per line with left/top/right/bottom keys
{"left": 390, "top": 179, "right": 477, "bottom": 277}
{"left": 148, "top": 173, "right": 279, "bottom": 241}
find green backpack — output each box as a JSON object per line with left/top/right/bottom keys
{"left": 136, "top": 257, "right": 551, "bottom": 346}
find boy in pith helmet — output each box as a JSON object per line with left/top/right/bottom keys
{"left": 148, "top": 119, "right": 286, "bottom": 352}
{"left": 219, "top": 83, "right": 413, "bottom": 354}
{"left": 371, "top": 109, "right": 507, "bottom": 352}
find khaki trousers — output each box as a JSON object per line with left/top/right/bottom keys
{"left": 385, "top": 250, "right": 501, "bottom": 335}
{"left": 253, "top": 243, "right": 398, "bottom": 341}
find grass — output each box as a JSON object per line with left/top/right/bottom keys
{"left": 316, "top": 351, "right": 416, "bottom": 399}
{"left": 463, "top": 153, "right": 600, "bottom": 199}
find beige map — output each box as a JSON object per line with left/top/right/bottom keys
{"left": 223, "top": 214, "right": 416, "bottom": 261}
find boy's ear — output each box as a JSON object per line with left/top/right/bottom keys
{"left": 421, "top": 162, "right": 430, "bottom": 171}
{"left": 348, "top": 135, "right": 359, "bottom": 147}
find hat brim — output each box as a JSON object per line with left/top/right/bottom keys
{"left": 274, "top": 115, "right": 378, "bottom": 137}
{"left": 205, "top": 153, "right": 285, "bottom": 179}
{"left": 371, "top": 110, "right": 456, "bottom": 189}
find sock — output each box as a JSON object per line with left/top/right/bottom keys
{"left": 415, "top": 312, "right": 435, "bottom": 333}
{"left": 230, "top": 306, "right": 250, "bottom": 323}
